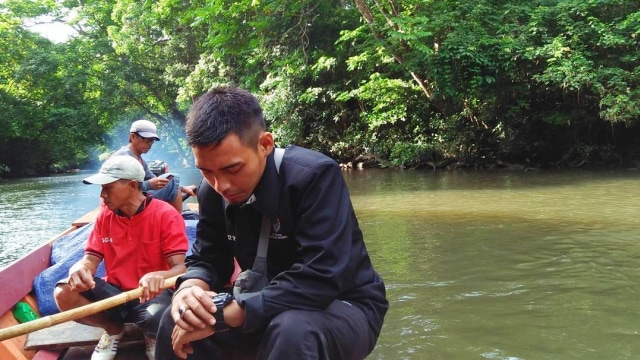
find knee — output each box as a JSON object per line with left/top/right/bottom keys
{"left": 155, "top": 306, "right": 176, "bottom": 339}
{"left": 154, "top": 307, "right": 179, "bottom": 359}
{"left": 267, "top": 310, "right": 318, "bottom": 342}
{"left": 141, "top": 302, "right": 169, "bottom": 336}
{"left": 53, "top": 284, "right": 75, "bottom": 311}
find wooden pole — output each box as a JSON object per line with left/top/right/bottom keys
{"left": 0, "top": 274, "right": 181, "bottom": 341}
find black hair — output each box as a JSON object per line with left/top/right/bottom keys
{"left": 185, "top": 86, "right": 266, "bottom": 148}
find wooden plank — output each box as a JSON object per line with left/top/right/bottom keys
{"left": 0, "top": 310, "right": 36, "bottom": 360}
{"left": 71, "top": 208, "right": 101, "bottom": 228}
{"left": 25, "top": 323, "right": 141, "bottom": 351}
{"left": 0, "top": 341, "right": 30, "bottom": 360}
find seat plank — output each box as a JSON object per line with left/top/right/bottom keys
{"left": 25, "top": 323, "right": 141, "bottom": 350}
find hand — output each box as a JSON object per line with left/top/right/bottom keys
{"left": 171, "top": 286, "right": 216, "bottom": 332}
{"left": 138, "top": 272, "right": 165, "bottom": 303}
{"left": 148, "top": 177, "right": 169, "bottom": 190}
{"left": 181, "top": 185, "right": 197, "bottom": 197}
{"left": 67, "top": 267, "right": 95, "bottom": 292}
{"left": 171, "top": 325, "right": 214, "bottom": 359}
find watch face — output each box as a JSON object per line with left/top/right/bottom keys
{"left": 212, "top": 293, "right": 233, "bottom": 332}
{"left": 213, "top": 292, "right": 233, "bottom": 306}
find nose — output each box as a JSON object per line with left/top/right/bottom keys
{"left": 210, "top": 175, "right": 231, "bottom": 194}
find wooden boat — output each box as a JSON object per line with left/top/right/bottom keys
{"left": 0, "top": 202, "right": 200, "bottom": 360}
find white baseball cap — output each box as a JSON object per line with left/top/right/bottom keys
{"left": 83, "top": 156, "right": 145, "bottom": 185}
{"left": 130, "top": 119, "right": 160, "bottom": 140}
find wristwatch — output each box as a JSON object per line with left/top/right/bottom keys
{"left": 211, "top": 292, "right": 235, "bottom": 332}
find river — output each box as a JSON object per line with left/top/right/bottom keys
{"left": 1, "top": 167, "right": 640, "bottom": 359}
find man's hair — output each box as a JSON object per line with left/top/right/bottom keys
{"left": 185, "top": 86, "right": 266, "bottom": 148}
{"left": 117, "top": 178, "right": 142, "bottom": 190}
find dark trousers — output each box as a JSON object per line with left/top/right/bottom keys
{"left": 156, "top": 299, "right": 378, "bottom": 360}
{"left": 81, "top": 277, "right": 173, "bottom": 337}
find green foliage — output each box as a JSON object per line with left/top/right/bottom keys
{"left": 4, "top": 0, "right": 640, "bottom": 176}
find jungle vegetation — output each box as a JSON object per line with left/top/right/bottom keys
{"left": 1, "top": 0, "right": 640, "bottom": 176}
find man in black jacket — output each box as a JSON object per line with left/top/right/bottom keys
{"left": 156, "top": 86, "right": 388, "bottom": 359}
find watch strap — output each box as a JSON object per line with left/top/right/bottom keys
{"left": 212, "top": 293, "right": 234, "bottom": 332}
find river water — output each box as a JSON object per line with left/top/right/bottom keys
{"left": 1, "top": 167, "right": 640, "bottom": 359}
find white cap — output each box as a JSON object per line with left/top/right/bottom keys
{"left": 130, "top": 119, "right": 160, "bottom": 140}
{"left": 83, "top": 156, "right": 145, "bottom": 185}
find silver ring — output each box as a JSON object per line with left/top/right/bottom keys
{"left": 178, "top": 305, "right": 189, "bottom": 317}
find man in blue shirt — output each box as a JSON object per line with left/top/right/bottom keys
{"left": 112, "top": 119, "right": 196, "bottom": 213}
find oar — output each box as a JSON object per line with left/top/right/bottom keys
{"left": 0, "top": 274, "right": 182, "bottom": 341}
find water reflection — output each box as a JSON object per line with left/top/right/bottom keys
{"left": 346, "top": 169, "right": 640, "bottom": 359}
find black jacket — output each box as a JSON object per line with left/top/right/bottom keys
{"left": 179, "top": 145, "right": 388, "bottom": 335}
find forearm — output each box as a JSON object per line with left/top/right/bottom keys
{"left": 177, "top": 278, "right": 210, "bottom": 291}
{"left": 148, "top": 264, "right": 186, "bottom": 280}
{"left": 68, "top": 255, "right": 99, "bottom": 275}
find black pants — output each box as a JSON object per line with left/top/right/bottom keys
{"left": 80, "top": 277, "right": 173, "bottom": 337}
{"left": 155, "top": 299, "right": 378, "bottom": 360}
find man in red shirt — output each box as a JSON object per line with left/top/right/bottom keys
{"left": 54, "top": 156, "right": 189, "bottom": 360}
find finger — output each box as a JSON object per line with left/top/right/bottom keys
{"left": 75, "top": 283, "right": 91, "bottom": 292}
{"left": 140, "top": 286, "right": 150, "bottom": 303}
{"left": 181, "top": 297, "right": 215, "bottom": 328}
{"left": 186, "top": 288, "right": 216, "bottom": 312}
{"left": 171, "top": 324, "right": 180, "bottom": 341}
{"left": 149, "top": 278, "right": 161, "bottom": 294}
{"left": 175, "top": 306, "right": 195, "bottom": 331}
{"left": 173, "top": 340, "right": 187, "bottom": 359}
{"left": 69, "top": 276, "right": 91, "bottom": 292}
{"left": 78, "top": 273, "right": 95, "bottom": 288}
{"left": 172, "top": 333, "right": 189, "bottom": 359}
{"left": 183, "top": 343, "right": 194, "bottom": 356}
{"left": 175, "top": 344, "right": 188, "bottom": 359}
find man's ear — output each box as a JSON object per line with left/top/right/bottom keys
{"left": 128, "top": 179, "right": 139, "bottom": 192}
{"left": 258, "top": 132, "right": 274, "bottom": 156}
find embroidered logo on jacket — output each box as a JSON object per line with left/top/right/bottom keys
{"left": 270, "top": 218, "right": 287, "bottom": 240}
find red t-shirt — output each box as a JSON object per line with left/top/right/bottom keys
{"left": 85, "top": 198, "right": 188, "bottom": 290}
